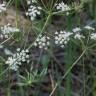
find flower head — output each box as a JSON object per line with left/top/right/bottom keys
{"left": 72, "top": 27, "right": 81, "bottom": 33}
{"left": 72, "top": 27, "right": 84, "bottom": 40}
{"left": 0, "top": 23, "right": 20, "bottom": 39}
{"left": 34, "top": 34, "right": 50, "bottom": 50}
{"left": 0, "top": 2, "right": 6, "bottom": 13}
{"left": 84, "top": 25, "right": 95, "bottom": 31}
{"left": 90, "top": 33, "right": 96, "bottom": 40}
{"left": 55, "top": 30, "right": 72, "bottom": 48}
{"left": 74, "top": 33, "right": 85, "bottom": 40}
{"left": 6, "top": 48, "right": 29, "bottom": 71}
{"left": 56, "top": 2, "right": 71, "bottom": 12}
{"left": 26, "top": 0, "right": 42, "bottom": 21}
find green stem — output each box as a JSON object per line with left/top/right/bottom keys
{"left": 0, "top": 62, "right": 3, "bottom": 80}
{"left": 92, "top": 0, "right": 96, "bottom": 19}
{"left": 28, "top": 14, "right": 52, "bottom": 49}
{"left": 49, "top": 49, "right": 87, "bottom": 96}
{"left": 65, "top": 14, "right": 73, "bottom": 96}
{"left": 15, "top": 0, "right": 19, "bottom": 27}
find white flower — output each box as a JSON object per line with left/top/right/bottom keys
{"left": 34, "top": 34, "right": 50, "bottom": 50}
{"left": 27, "top": 0, "right": 31, "bottom": 5}
{"left": 6, "top": 48, "right": 30, "bottom": 71}
{"left": 27, "top": 0, "right": 37, "bottom": 4}
{"left": 56, "top": 2, "right": 71, "bottom": 12}
{"left": 72, "top": 27, "right": 81, "bottom": 33}
{"left": 6, "top": 57, "right": 18, "bottom": 71}
{"left": 31, "top": 0, "right": 37, "bottom": 3}
{"left": 26, "top": 1, "right": 42, "bottom": 21}
{"left": 4, "top": 48, "right": 13, "bottom": 55}
{"left": 55, "top": 30, "right": 72, "bottom": 48}
{"left": 74, "top": 33, "right": 85, "bottom": 39}
{"left": 0, "top": 24, "right": 20, "bottom": 39}
{"left": 90, "top": 33, "right": 96, "bottom": 40}
{"left": 17, "top": 48, "right": 21, "bottom": 52}
{"left": 0, "top": 3, "right": 6, "bottom": 13}
{"left": 72, "top": 27, "right": 85, "bottom": 40}
{"left": 84, "top": 25, "right": 95, "bottom": 31}
{"left": 0, "top": 45, "right": 3, "bottom": 49}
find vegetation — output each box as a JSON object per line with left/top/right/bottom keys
{"left": 0, "top": 0, "right": 96, "bottom": 96}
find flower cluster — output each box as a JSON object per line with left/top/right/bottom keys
{"left": 34, "top": 34, "right": 50, "bottom": 50}
{"left": 74, "top": 33, "right": 85, "bottom": 40}
{"left": 0, "top": 23, "right": 20, "bottom": 39}
{"left": 72, "top": 27, "right": 85, "bottom": 40}
{"left": 32, "top": 25, "right": 95, "bottom": 49}
{"left": 56, "top": 2, "right": 71, "bottom": 15}
{"left": 0, "top": 2, "right": 6, "bottom": 13}
{"left": 72, "top": 25, "right": 95, "bottom": 40}
{"left": 90, "top": 33, "right": 96, "bottom": 40}
{"left": 84, "top": 25, "right": 95, "bottom": 31}
{"left": 26, "top": 0, "right": 42, "bottom": 21}
{"left": 72, "top": 27, "right": 81, "bottom": 33}
{"left": 55, "top": 31, "right": 72, "bottom": 48}
{"left": 6, "top": 48, "right": 29, "bottom": 71}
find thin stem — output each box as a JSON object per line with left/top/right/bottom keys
{"left": 28, "top": 14, "right": 52, "bottom": 49}
{"left": 83, "top": 58, "right": 86, "bottom": 96}
{"left": 65, "top": 14, "right": 73, "bottom": 96}
{"left": 41, "top": 0, "right": 47, "bottom": 10}
{"left": 49, "top": 49, "right": 87, "bottom": 96}
{"left": 6, "top": 0, "right": 13, "bottom": 7}
{"left": 15, "top": 0, "right": 19, "bottom": 27}
{"left": 0, "top": 35, "right": 13, "bottom": 45}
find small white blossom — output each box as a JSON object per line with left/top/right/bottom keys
{"left": 0, "top": 23, "right": 20, "bottom": 39}
{"left": 0, "top": 45, "right": 3, "bottom": 49}
{"left": 6, "top": 48, "right": 30, "bottom": 71}
{"left": 55, "top": 31, "right": 72, "bottom": 48}
{"left": 74, "top": 33, "right": 85, "bottom": 40}
{"left": 72, "top": 27, "right": 81, "bottom": 33}
{"left": 72, "top": 27, "right": 84, "bottom": 39}
{"left": 6, "top": 57, "right": 18, "bottom": 71}
{"left": 27, "top": 0, "right": 31, "bottom": 5}
{"left": 0, "top": 3, "right": 6, "bottom": 13}
{"left": 34, "top": 34, "right": 50, "bottom": 50}
{"left": 27, "top": 0, "right": 37, "bottom": 4}
{"left": 90, "top": 33, "right": 96, "bottom": 40}
{"left": 84, "top": 25, "right": 95, "bottom": 31}
{"left": 4, "top": 48, "right": 13, "bottom": 55}
{"left": 56, "top": 2, "right": 71, "bottom": 12}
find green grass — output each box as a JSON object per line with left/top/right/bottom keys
{"left": 0, "top": 0, "right": 96, "bottom": 96}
